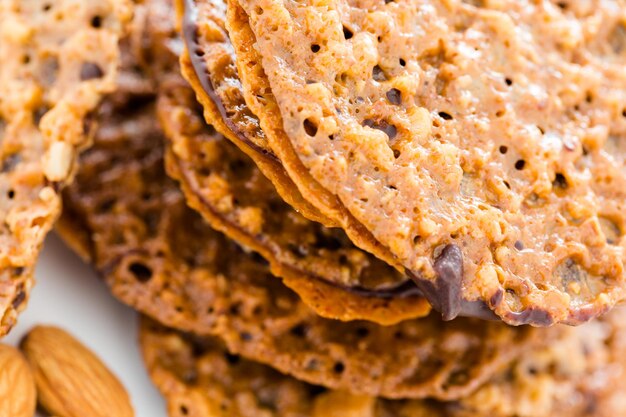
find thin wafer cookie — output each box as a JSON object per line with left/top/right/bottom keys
{"left": 183, "top": 0, "right": 626, "bottom": 325}
{"left": 159, "top": 80, "right": 429, "bottom": 324}
{"left": 178, "top": 0, "right": 404, "bottom": 274}
{"left": 137, "top": 0, "right": 429, "bottom": 323}
{"left": 0, "top": 0, "right": 132, "bottom": 335}
{"left": 59, "top": 89, "right": 538, "bottom": 399}
{"left": 140, "top": 311, "right": 626, "bottom": 417}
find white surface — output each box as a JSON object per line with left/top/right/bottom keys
{"left": 4, "top": 234, "right": 167, "bottom": 417}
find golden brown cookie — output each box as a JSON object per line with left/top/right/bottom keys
{"left": 176, "top": 0, "right": 337, "bottom": 228}
{"left": 177, "top": 0, "right": 405, "bottom": 276}
{"left": 0, "top": 0, "right": 132, "bottom": 336}
{"left": 129, "top": 0, "right": 429, "bottom": 324}
{"left": 182, "top": 0, "right": 626, "bottom": 325}
{"left": 159, "top": 79, "right": 430, "bottom": 324}
{"left": 140, "top": 310, "right": 626, "bottom": 417}
{"left": 59, "top": 86, "right": 538, "bottom": 400}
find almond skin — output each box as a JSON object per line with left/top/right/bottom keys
{"left": 0, "top": 344, "right": 36, "bottom": 417}
{"left": 20, "top": 325, "right": 134, "bottom": 417}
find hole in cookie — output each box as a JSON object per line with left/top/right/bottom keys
{"left": 97, "top": 198, "right": 116, "bottom": 213}
{"left": 250, "top": 251, "right": 270, "bottom": 266}
{"left": 362, "top": 119, "right": 397, "bottom": 139}
{"left": 438, "top": 111, "right": 453, "bottom": 121}
{"left": 80, "top": 62, "right": 105, "bottom": 81}
{"left": 224, "top": 352, "right": 240, "bottom": 365}
{"left": 128, "top": 262, "right": 152, "bottom": 282}
{"left": 495, "top": 110, "right": 505, "bottom": 118}
{"left": 313, "top": 231, "right": 342, "bottom": 250}
{"left": 413, "top": 235, "right": 421, "bottom": 244}
{"left": 290, "top": 324, "right": 307, "bottom": 338}
{"left": 503, "top": 180, "right": 511, "bottom": 189}
{"left": 342, "top": 26, "right": 353, "bottom": 40}
{"left": 179, "top": 405, "right": 189, "bottom": 415}
{"left": 499, "top": 145, "right": 508, "bottom": 154}
{"left": 372, "top": 65, "right": 387, "bottom": 81}
{"left": 7, "top": 190, "right": 15, "bottom": 199}
{"left": 1, "top": 154, "right": 20, "bottom": 173}
{"left": 515, "top": 159, "right": 526, "bottom": 170}
{"left": 303, "top": 118, "right": 318, "bottom": 136}
{"left": 552, "top": 173, "right": 568, "bottom": 190}
{"left": 11, "top": 288, "right": 26, "bottom": 310}
{"left": 229, "top": 303, "right": 241, "bottom": 316}
{"left": 333, "top": 362, "right": 345, "bottom": 374}
{"left": 355, "top": 327, "right": 369, "bottom": 338}
{"left": 310, "top": 44, "right": 321, "bottom": 53}
{"left": 399, "top": 58, "right": 406, "bottom": 66}
{"left": 33, "top": 106, "right": 50, "bottom": 126}
{"left": 42, "top": 3, "right": 52, "bottom": 11}
{"left": 90, "top": 15, "right": 102, "bottom": 28}
{"left": 505, "top": 77, "right": 513, "bottom": 86}
{"left": 393, "top": 149, "right": 401, "bottom": 158}
{"left": 514, "top": 240, "right": 524, "bottom": 250}
{"left": 386, "top": 88, "right": 402, "bottom": 105}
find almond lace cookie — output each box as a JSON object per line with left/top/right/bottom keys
{"left": 59, "top": 90, "right": 539, "bottom": 400}
{"left": 140, "top": 310, "right": 626, "bottom": 417}
{"left": 159, "top": 79, "right": 429, "bottom": 324}
{"left": 182, "top": 0, "right": 626, "bottom": 325}
{"left": 177, "top": 0, "right": 403, "bottom": 272}
{"left": 135, "top": 0, "right": 430, "bottom": 324}
{"left": 0, "top": 0, "right": 132, "bottom": 335}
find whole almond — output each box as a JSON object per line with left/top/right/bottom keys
{"left": 20, "top": 326, "right": 134, "bottom": 417}
{"left": 0, "top": 344, "right": 36, "bottom": 417}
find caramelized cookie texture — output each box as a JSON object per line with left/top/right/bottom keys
{"left": 140, "top": 310, "right": 626, "bottom": 417}
{"left": 182, "top": 0, "right": 626, "bottom": 325}
{"left": 159, "top": 80, "right": 430, "bottom": 324}
{"left": 177, "top": 0, "right": 337, "bottom": 228}
{"left": 178, "top": 0, "right": 405, "bottom": 273}
{"left": 0, "top": 0, "right": 132, "bottom": 336}
{"left": 137, "top": 0, "right": 430, "bottom": 324}
{"left": 59, "top": 81, "right": 539, "bottom": 399}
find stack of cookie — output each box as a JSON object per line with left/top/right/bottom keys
{"left": 3, "top": 0, "right": 626, "bottom": 415}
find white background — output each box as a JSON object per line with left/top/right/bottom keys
{"left": 4, "top": 234, "right": 167, "bottom": 417}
